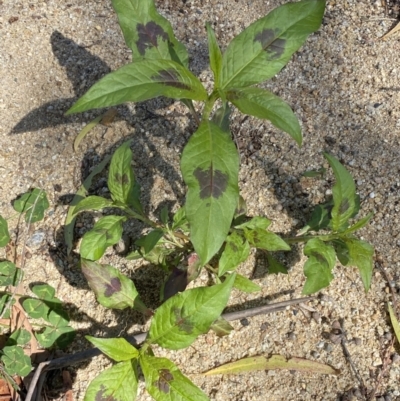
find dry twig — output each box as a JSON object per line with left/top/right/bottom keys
{"left": 25, "top": 296, "right": 315, "bottom": 401}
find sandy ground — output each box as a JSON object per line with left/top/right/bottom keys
{"left": 1, "top": 0, "right": 400, "bottom": 399}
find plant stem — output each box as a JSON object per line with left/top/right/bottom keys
{"left": 285, "top": 233, "right": 335, "bottom": 244}
{"left": 202, "top": 90, "right": 219, "bottom": 122}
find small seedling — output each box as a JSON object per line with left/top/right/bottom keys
{"left": 0, "top": 189, "right": 75, "bottom": 386}
{"left": 65, "top": 0, "right": 375, "bottom": 400}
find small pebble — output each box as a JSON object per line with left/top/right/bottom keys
{"left": 324, "top": 343, "right": 333, "bottom": 352}
{"left": 240, "top": 318, "right": 250, "bottom": 327}
{"left": 27, "top": 231, "right": 46, "bottom": 247}
{"left": 391, "top": 353, "right": 400, "bottom": 364}
{"left": 311, "top": 311, "right": 321, "bottom": 323}
{"left": 369, "top": 191, "right": 375, "bottom": 199}
{"left": 287, "top": 331, "right": 296, "bottom": 340}
{"left": 353, "top": 337, "right": 362, "bottom": 346}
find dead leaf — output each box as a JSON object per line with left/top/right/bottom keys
{"left": 100, "top": 108, "right": 118, "bottom": 126}
{"left": 388, "top": 303, "right": 400, "bottom": 344}
{"left": 204, "top": 354, "right": 340, "bottom": 376}
{"left": 380, "top": 22, "right": 400, "bottom": 40}
{"left": 73, "top": 115, "right": 103, "bottom": 152}
{"left": 63, "top": 370, "right": 74, "bottom": 401}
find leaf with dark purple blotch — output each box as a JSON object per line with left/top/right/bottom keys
{"left": 81, "top": 259, "right": 148, "bottom": 313}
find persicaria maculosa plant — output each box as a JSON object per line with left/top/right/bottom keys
{"left": 65, "top": 0, "right": 374, "bottom": 400}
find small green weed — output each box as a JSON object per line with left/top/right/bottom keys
{"left": 65, "top": 0, "right": 375, "bottom": 399}
{"left": 0, "top": 189, "right": 75, "bottom": 387}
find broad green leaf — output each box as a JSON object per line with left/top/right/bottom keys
{"left": 210, "top": 317, "right": 234, "bottom": 337}
{"left": 206, "top": 22, "right": 222, "bottom": 84}
{"left": 111, "top": 0, "right": 189, "bottom": 67}
{"left": 140, "top": 355, "right": 209, "bottom": 401}
{"left": 6, "top": 329, "right": 31, "bottom": 346}
{"left": 86, "top": 336, "right": 139, "bottom": 361}
{"left": 66, "top": 60, "right": 207, "bottom": 115}
{"left": 148, "top": 273, "right": 235, "bottom": 350}
{"left": 72, "top": 196, "right": 114, "bottom": 217}
{"left": 219, "top": 0, "right": 326, "bottom": 89}
{"left": 1, "top": 346, "right": 32, "bottom": 377}
{"left": 65, "top": 155, "right": 111, "bottom": 255}
{"left": 342, "top": 213, "right": 373, "bottom": 235}
{"left": 0, "top": 261, "right": 18, "bottom": 286}
{"left": 204, "top": 354, "right": 339, "bottom": 376}
{"left": 108, "top": 142, "right": 142, "bottom": 212}
{"left": 80, "top": 216, "right": 126, "bottom": 261}
{"left": 160, "top": 206, "right": 169, "bottom": 225}
{"left": 302, "top": 238, "right": 336, "bottom": 294}
{"left": 244, "top": 228, "right": 290, "bottom": 251}
{"left": 233, "top": 274, "right": 261, "bottom": 293}
{"left": 211, "top": 102, "right": 231, "bottom": 132}
{"left": 85, "top": 360, "right": 138, "bottom": 401}
{"left": 333, "top": 237, "right": 374, "bottom": 291}
{"left": 298, "top": 200, "right": 333, "bottom": 235}
{"left": 31, "top": 283, "right": 56, "bottom": 300}
{"left": 0, "top": 216, "right": 10, "bottom": 247}
{"left": 181, "top": 121, "right": 239, "bottom": 265}
{"left": 226, "top": 87, "right": 302, "bottom": 146}
{"left": 388, "top": 304, "right": 400, "bottom": 344}
{"left": 324, "top": 153, "right": 357, "bottom": 231}
{"left": 81, "top": 259, "right": 148, "bottom": 312}
{"left": 218, "top": 231, "right": 250, "bottom": 276}
{"left": 266, "top": 254, "right": 288, "bottom": 275}
{"left": 136, "top": 229, "right": 165, "bottom": 254}
{"left": 235, "top": 216, "right": 271, "bottom": 230}
{"left": 13, "top": 189, "right": 49, "bottom": 223}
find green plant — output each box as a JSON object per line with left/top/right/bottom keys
{"left": 0, "top": 189, "right": 75, "bottom": 386}
{"left": 65, "top": 0, "right": 375, "bottom": 399}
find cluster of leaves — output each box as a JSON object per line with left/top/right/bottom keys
{"left": 0, "top": 189, "right": 75, "bottom": 379}
{"left": 64, "top": 0, "right": 376, "bottom": 400}
{"left": 66, "top": 0, "right": 326, "bottom": 269}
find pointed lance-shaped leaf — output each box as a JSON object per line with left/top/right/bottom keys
{"left": 218, "top": 231, "right": 250, "bottom": 276}
{"left": 80, "top": 216, "right": 126, "bottom": 261}
{"left": 148, "top": 273, "right": 235, "bottom": 350}
{"left": 211, "top": 102, "right": 231, "bottom": 133}
{"left": 111, "top": 0, "right": 189, "bottom": 67}
{"left": 86, "top": 336, "right": 139, "bottom": 362}
{"left": 226, "top": 87, "right": 302, "bottom": 146}
{"left": 302, "top": 238, "right": 336, "bottom": 294}
{"left": 232, "top": 274, "right": 261, "bottom": 293}
{"left": 204, "top": 354, "right": 339, "bottom": 376}
{"left": 333, "top": 237, "right": 374, "bottom": 291}
{"left": 71, "top": 196, "right": 114, "bottom": 217}
{"left": 66, "top": 59, "right": 207, "bottom": 115}
{"left": 108, "top": 141, "right": 142, "bottom": 211}
{"left": 206, "top": 22, "right": 223, "bottom": 85}
{"left": 140, "top": 355, "right": 209, "bottom": 401}
{"left": 324, "top": 153, "right": 357, "bottom": 231}
{"left": 81, "top": 259, "right": 148, "bottom": 312}
{"left": 84, "top": 360, "right": 138, "bottom": 401}
{"left": 181, "top": 121, "right": 239, "bottom": 265}
{"left": 244, "top": 228, "right": 290, "bottom": 252}
{"left": 220, "top": 0, "right": 326, "bottom": 89}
